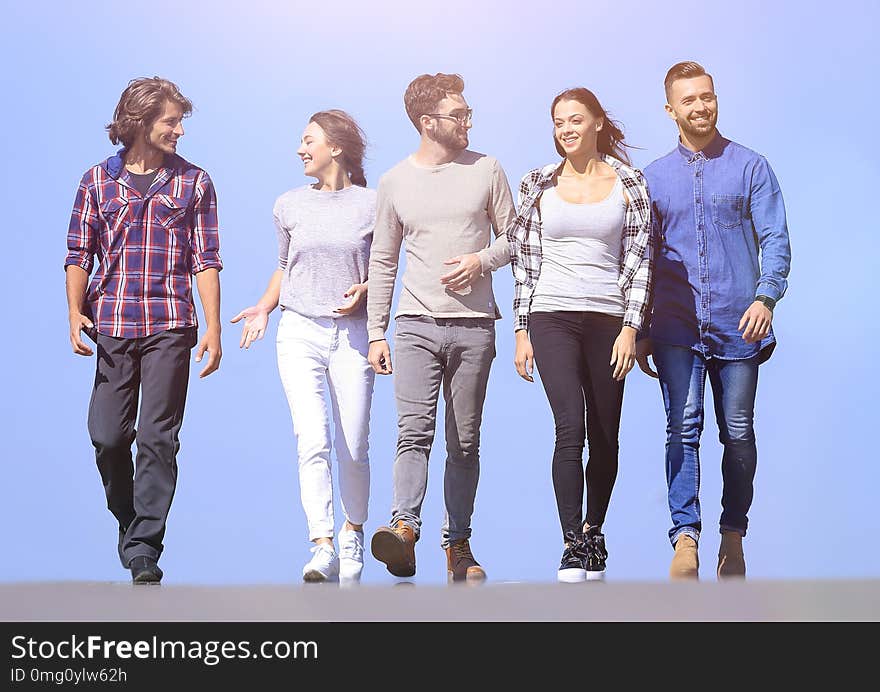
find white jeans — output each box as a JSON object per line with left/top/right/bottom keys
{"left": 276, "top": 310, "right": 374, "bottom": 541}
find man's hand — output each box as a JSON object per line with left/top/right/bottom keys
{"left": 334, "top": 283, "right": 368, "bottom": 316}
{"left": 739, "top": 301, "right": 773, "bottom": 344}
{"left": 610, "top": 326, "right": 637, "bottom": 381}
{"left": 514, "top": 330, "right": 535, "bottom": 382}
{"left": 635, "top": 338, "right": 658, "bottom": 378}
{"left": 368, "top": 339, "right": 392, "bottom": 375}
{"left": 195, "top": 326, "right": 222, "bottom": 378}
{"left": 440, "top": 253, "right": 482, "bottom": 293}
{"left": 230, "top": 306, "right": 269, "bottom": 349}
{"left": 69, "top": 312, "right": 94, "bottom": 357}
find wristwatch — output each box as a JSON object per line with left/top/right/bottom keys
{"left": 755, "top": 295, "right": 776, "bottom": 311}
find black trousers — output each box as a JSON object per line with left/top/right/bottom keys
{"left": 87, "top": 327, "right": 196, "bottom": 566}
{"left": 530, "top": 312, "right": 625, "bottom": 538}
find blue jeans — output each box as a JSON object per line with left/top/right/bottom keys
{"left": 652, "top": 344, "right": 759, "bottom": 547}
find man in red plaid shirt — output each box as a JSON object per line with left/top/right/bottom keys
{"left": 64, "top": 76, "right": 223, "bottom": 584}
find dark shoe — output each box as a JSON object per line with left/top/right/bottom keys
{"left": 557, "top": 530, "right": 588, "bottom": 583}
{"left": 717, "top": 531, "right": 746, "bottom": 580}
{"left": 129, "top": 556, "right": 163, "bottom": 584}
{"left": 446, "top": 539, "right": 486, "bottom": 584}
{"left": 583, "top": 526, "right": 608, "bottom": 581}
{"left": 371, "top": 520, "right": 417, "bottom": 577}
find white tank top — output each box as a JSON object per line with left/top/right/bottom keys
{"left": 530, "top": 178, "right": 627, "bottom": 316}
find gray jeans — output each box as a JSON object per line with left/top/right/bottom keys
{"left": 390, "top": 315, "right": 496, "bottom": 548}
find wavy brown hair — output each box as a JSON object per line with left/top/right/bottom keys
{"left": 551, "top": 87, "right": 631, "bottom": 166}
{"left": 403, "top": 73, "right": 465, "bottom": 133}
{"left": 106, "top": 76, "right": 193, "bottom": 147}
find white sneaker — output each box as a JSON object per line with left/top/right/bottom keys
{"left": 302, "top": 544, "right": 339, "bottom": 582}
{"left": 338, "top": 528, "right": 365, "bottom": 583}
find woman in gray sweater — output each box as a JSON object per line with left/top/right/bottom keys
{"left": 233, "top": 110, "right": 376, "bottom": 584}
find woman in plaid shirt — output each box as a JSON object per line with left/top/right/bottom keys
{"left": 507, "top": 87, "right": 653, "bottom": 582}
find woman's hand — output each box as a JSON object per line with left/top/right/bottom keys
{"left": 334, "top": 283, "right": 368, "bottom": 315}
{"left": 230, "top": 305, "right": 270, "bottom": 349}
{"left": 610, "top": 326, "right": 637, "bottom": 381}
{"left": 514, "top": 330, "right": 535, "bottom": 382}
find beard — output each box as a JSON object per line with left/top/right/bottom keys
{"left": 434, "top": 125, "right": 468, "bottom": 151}
{"left": 678, "top": 111, "right": 717, "bottom": 140}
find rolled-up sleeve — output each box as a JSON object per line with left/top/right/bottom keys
{"left": 190, "top": 170, "right": 223, "bottom": 273}
{"left": 64, "top": 180, "right": 98, "bottom": 273}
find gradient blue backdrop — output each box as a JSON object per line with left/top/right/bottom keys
{"left": 2, "top": 0, "right": 877, "bottom": 586}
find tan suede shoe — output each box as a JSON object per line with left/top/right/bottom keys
{"left": 670, "top": 534, "right": 699, "bottom": 581}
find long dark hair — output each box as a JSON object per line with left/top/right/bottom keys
{"left": 550, "top": 87, "right": 631, "bottom": 165}
{"left": 309, "top": 109, "right": 368, "bottom": 186}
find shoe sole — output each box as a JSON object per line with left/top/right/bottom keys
{"left": 586, "top": 569, "right": 605, "bottom": 582}
{"left": 302, "top": 570, "right": 338, "bottom": 583}
{"left": 447, "top": 569, "right": 487, "bottom": 584}
{"left": 132, "top": 572, "right": 162, "bottom": 584}
{"left": 557, "top": 568, "right": 587, "bottom": 583}
{"left": 371, "top": 532, "right": 415, "bottom": 578}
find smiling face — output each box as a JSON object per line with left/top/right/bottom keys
{"left": 665, "top": 75, "right": 718, "bottom": 143}
{"left": 296, "top": 121, "right": 340, "bottom": 178}
{"left": 553, "top": 98, "right": 603, "bottom": 158}
{"left": 425, "top": 92, "right": 471, "bottom": 151}
{"left": 144, "top": 100, "right": 185, "bottom": 155}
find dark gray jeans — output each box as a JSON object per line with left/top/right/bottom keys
{"left": 87, "top": 327, "right": 196, "bottom": 566}
{"left": 390, "top": 316, "right": 496, "bottom": 549}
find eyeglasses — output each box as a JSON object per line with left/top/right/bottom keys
{"left": 424, "top": 109, "right": 473, "bottom": 125}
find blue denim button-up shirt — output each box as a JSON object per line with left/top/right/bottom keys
{"left": 643, "top": 134, "right": 791, "bottom": 361}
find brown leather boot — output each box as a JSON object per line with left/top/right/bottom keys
{"left": 717, "top": 531, "right": 746, "bottom": 580}
{"left": 446, "top": 539, "right": 486, "bottom": 584}
{"left": 371, "top": 520, "right": 417, "bottom": 577}
{"left": 669, "top": 534, "right": 699, "bottom": 581}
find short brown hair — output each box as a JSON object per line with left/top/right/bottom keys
{"left": 106, "top": 76, "right": 193, "bottom": 147}
{"left": 664, "top": 61, "right": 714, "bottom": 100}
{"left": 403, "top": 73, "right": 465, "bottom": 132}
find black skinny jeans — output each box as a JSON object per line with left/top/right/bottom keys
{"left": 530, "top": 311, "right": 625, "bottom": 538}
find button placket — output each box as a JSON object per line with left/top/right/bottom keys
{"left": 693, "top": 156, "right": 711, "bottom": 354}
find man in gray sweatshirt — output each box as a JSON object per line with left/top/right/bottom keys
{"left": 367, "top": 73, "right": 516, "bottom": 583}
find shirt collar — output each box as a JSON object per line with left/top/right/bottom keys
{"left": 677, "top": 131, "right": 728, "bottom": 163}
{"left": 103, "top": 149, "right": 176, "bottom": 193}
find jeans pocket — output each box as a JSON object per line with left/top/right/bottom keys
{"left": 712, "top": 194, "right": 744, "bottom": 229}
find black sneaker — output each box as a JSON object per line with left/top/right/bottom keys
{"left": 557, "top": 530, "right": 588, "bottom": 583}
{"left": 584, "top": 526, "right": 608, "bottom": 581}
{"left": 129, "top": 556, "right": 163, "bottom": 584}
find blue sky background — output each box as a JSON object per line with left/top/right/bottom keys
{"left": 2, "top": 0, "right": 878, "bottom": 586}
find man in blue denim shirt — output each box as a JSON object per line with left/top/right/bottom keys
{"left": 636, "top": 61, "right": 791, "bottom": 581}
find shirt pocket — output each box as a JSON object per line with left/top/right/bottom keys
{"left": 98, "top": 197, "right": 129, "bottom": 234}
{"left": 150, "top": 195, "right": 192, "bottom": 278}
{"left": 712, "top": 194, "right": 744, "bottom": 229}
{"left": 153, "top": 194, "right": 190, "bottom": 229}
